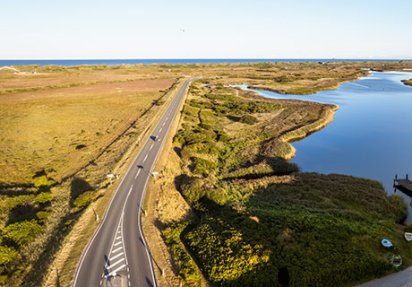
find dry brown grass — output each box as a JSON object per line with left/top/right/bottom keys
{"left": 0, "top": 78, "right": 175, "bottom": 185}
{"left": 0, "top": 65, "right": 180, "bottom": 286}
{"left": 41, "top": 78, "right": 185, "bottom": 287}
{"left": 402, "top": 79, "right": 412, "bottom": 87}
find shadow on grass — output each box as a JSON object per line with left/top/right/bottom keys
{"left": 70, "top": 177, "right": 93, "bottom": 206}
{"left": 175, "top": 173, "right": 405, "bottom": 287}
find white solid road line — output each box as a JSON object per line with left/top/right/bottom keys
{"left": 134, "top": 169, "right": 141, "bottom": 179}
{"left": 116, "top": 236, "right": 121, "bottom": 240}
{"left": 114, "top": 241, "right": 122, "bottom": 246}
{"left": 110, "top": 252, "right": 124, "bottom": 261}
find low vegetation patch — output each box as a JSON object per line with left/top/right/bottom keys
{"left": 402, "top": 79, "right": 412, "bottom": 87}
{"left": 164, "top": 79, "right": 410, "bottom": 287}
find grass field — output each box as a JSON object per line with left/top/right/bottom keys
{"left": 153, "top": 78, "right": 411, "bottom": 287}
{"left": 1, "top": 61, "right": 412, "bottom": 286}
{"left": 0, "top": 78, "right": 175, "bottom": 185}
{"left": 0, "top": 66, "right": 178, "bottom": 286}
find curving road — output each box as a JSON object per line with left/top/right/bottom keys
{"left": 73, "top": 79, "right": 191, "bottom": 287}
{"left": 357, "top": 267, "right": 412, "bottom": 287}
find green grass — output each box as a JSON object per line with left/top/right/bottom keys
{"left": 166, "top": 80, "right": 410, "bottom": 287}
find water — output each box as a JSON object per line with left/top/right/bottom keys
{"left": 0, "top": 58, "right": 408, "bottom": 67}
{"left": 242, "top": 72, "right": 412, "bottom": 219}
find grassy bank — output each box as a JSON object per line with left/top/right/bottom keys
{"left": 402, "top": 79, "right": 412, "bottom": 87}
{"left": 158, "top": 79, "right": 410, "bottom": 287}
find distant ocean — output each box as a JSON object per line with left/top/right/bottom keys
{"left": 0, "top": 59, "right": 410, "bottom": 67}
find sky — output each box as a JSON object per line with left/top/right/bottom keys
{"left": 1, "top": 0, "right": 411, "bottom": 59}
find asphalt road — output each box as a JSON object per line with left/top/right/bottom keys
{"left": 357, "top": 267, "right": 412, "bottom": 287}
{"left": 73, "top": 79, "right": 191, "bottom": 287}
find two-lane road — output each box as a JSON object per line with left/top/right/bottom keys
{"left": 74, "top": 79, "right": 191, "bottom": 287}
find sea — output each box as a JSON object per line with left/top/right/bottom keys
{"left": 0, "top": 59, "right": 409, "bottom": 67}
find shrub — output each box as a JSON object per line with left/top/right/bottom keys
{"left": 191, "top": 157, "right": 217, "bottom": 177}
{"left": 3, "top": 220, "right": 43, "bottom": 246}
{"left": 0, "top": 245, "right": 20, "bottom": 275}
{"left": 163, "top": 223, "right": 202, "bottom": 286}
{"left": 33, "top": 175, "right": 54, "bottom": 188}
{"left": 239, "top": 114, "right": 258, "bottom": 125}
{"left": 36, "top": 211, "right": 49, "bottom": 221}
{"left": 180, "top": 177, "right": 206, "bottom": 204}
{"left": 0, "top": 245, "right": 20, "bottom": 266}
{"left": 34, "top": 192, "right": 53, "bottom": 205}
{"left": 73, "top": 191, "right": 95, "bottom": 209}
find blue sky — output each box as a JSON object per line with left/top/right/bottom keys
{"left": 1, "top": 0, "right": 411, "bottom": 59}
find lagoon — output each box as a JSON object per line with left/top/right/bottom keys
{"left": 243, "top": 72, "right": 412, "bottom": 218}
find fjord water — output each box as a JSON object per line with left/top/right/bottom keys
{"left": 246, "top": 72, "right": 412, "bottom": 214}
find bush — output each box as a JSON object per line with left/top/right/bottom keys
{"left": 0, "top": 245, "right": 20, "bottom": 266}
{"left": 3, "top": 220, "right": 43, "bottom": 246}
{"left": 191, "top": 157, "right": 217, "bottom": 177}
{"left": 34, "top": 192, "right": 53, "bottom": 205}
{"left": 180, "top": 177, "right": 207, "bottom": 204}
{"left": 33, "top": 175, "right": 54, "bottom": 188}
{"left": 163, "top": 223, "right": 202, "bottom": 286}
{"left": 73, "top": 191, "right": 95, "bottom": 209}
{"left": 239, "top": 115, "right": 258, "bottom": 125}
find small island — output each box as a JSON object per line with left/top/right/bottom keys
{"left": 402, "top": 79, "right": 412, "bottom": 87}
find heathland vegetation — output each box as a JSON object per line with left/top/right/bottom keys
{"left": 1, "top": 61, "right": 412, "bottom": 286}
{"left": 153, "top": 74, "right": 412, "bottom": 287}
{"left": 0, "top": 65, "right": 178, "bottom": 286}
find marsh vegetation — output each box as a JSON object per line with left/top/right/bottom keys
{"left": 155, "top": 77, "right": 411, "bottom": 287}
{"left": 1, "top": 61, "right": 411, "bottom": 286}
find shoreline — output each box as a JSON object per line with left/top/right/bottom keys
{"left": 280, "top": 105, "right": 338, "bottom": 160}
{"left": 243, "top": 87, "right": 339, "bottom": 160}
{"left": 246, "top": 72, "right": 368, "bottom": 96}
{"left": 402, "top": 79, "right": 412, "bottom": 87}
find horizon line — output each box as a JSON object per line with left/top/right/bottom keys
{"left": 1, "top": 57, "right": 412, "bottom": 61}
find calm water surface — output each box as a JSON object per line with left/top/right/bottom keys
{"left": 243, "top": 72, "right": 412, "bottom": 217}
{"left": 0, "top": 59, "right": 407, "bottom": 66}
